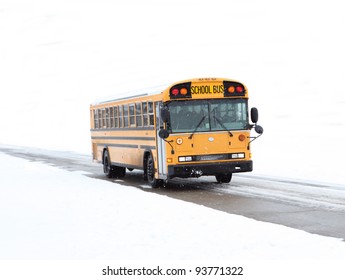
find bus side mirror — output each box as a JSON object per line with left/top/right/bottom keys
{"left": 160, "top": 107, "right": 170, "bottom": 123}
{"left": 158, "top": 129, "right": 170, "bottom": 139}
{"left": 255, "top": 125, "right": 264, "bottom": 134}
{"left": 251, "top": 107, "right": 259, "bottom": 124}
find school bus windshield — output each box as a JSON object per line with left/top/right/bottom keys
{"left": 167, "top": 99, "right": 248, "bottom": 133}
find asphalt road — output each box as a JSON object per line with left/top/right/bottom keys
{"left": 1, "top": 145, "right": 344, "bottom": 241}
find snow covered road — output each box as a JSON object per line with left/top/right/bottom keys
{"left": 2, "top": 146, "right": 345, "bottom": 263}
{"left": 1, "top": 145, "right": 344, "bottom": 241}
{"left": 216, "top": 175, "right": 345, "bottom": 211}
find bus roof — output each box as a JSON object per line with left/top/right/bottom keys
{"left": 91, "top": 84, "right": 168, "bottom": 105}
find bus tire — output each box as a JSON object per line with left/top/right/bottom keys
{"left": 215, "top": 173, "right": 232, "bottom": 183}
{"left": 103, "top": 150, "right": 114, "bottom": 178}
{"left": 146, "top": 153, "right": 163, "bottom": 188}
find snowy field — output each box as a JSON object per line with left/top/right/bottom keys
{"left": 1, "top": 0, "right": 345, "bottom": 278}
{"left": 1, "top": 151, "right": 345, "bottom": 260}
{"left": 1, "top": 150, "right": 345, "bottom": 279}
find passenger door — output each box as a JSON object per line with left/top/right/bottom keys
{"left": 155, "top": 102, "right": 167, "bottom": 179}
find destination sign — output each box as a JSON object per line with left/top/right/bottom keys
{"left": 190, "top": 85, "right": 224, "bottom": 95}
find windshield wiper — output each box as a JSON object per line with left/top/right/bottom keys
{"left": 214, "top": 115, "right": 233, "bottom": 137}
{"left": 188, "top": 115, "right": 206, "bottom": 139}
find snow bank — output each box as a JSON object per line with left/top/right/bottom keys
{"left": 1, "top": 152, "right": 345, "bottom": 260}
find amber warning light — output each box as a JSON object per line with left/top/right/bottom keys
{"left": 172, "top": 87, "right": 188, "bottom": 96}
{"left": 169, "top": 82, "right": 192, "bottom": 98}
{"left": 224, "top": 81, "right": 245, "bottom": 97}
{"left": 227, "top": 85, "right": 244, "bottom": 94}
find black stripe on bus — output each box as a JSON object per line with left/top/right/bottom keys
{"left": 97, "top": 143, "right": 156, "bottom": 150}
{"left": 101, "top": 143, "right": 138, "bottom": 149}
{"left": 139, "top": 145, "right": 156, "bottom": 150}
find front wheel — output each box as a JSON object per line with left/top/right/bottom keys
{"left": 215, "top": 173, "right": 232, "bottom": 184}
{"left": 146, "top": 153, "right": 164, "bottom": 188}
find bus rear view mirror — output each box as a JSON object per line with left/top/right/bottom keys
{"left": 250, "top": 107, "right": 259, "bottom": 124}
{"left": 255, "top": 125, "right": 264, "bottom": 134}
{"left": 160, "top": 107, "right": 170, "bottom": 123}
{"left": 158, "top": 129, "right": 170, "bottom": 139}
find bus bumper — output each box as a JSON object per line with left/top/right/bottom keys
{"left": 167, "top": 160, "right": 253, "bottom": 179}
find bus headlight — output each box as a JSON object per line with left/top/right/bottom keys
{"left": 178, "top": 156, "right": 193, "bottom": 162}
{"left": 231, "top": 153, "right": 245, "bottom": 159}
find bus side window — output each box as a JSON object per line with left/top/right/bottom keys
{"left": 142, "top": 102, "right": 148, "bottom": 126}
{"left": 148, "top": 102, "right": 154, "bottom": 126}
{"left": 94, "top": 110, "right": 98, "bottom": 129}
{"left": 98, "top": 109, "right": 102, "bottom": 129}
{"left": 118, "top": 105, "right": 123, "bottom": 128}
{"left": 123, "top": 105, "right": 129, "bottom": 127}
{"left": 114, "top": 106, "right": 118, "bottom": 128}
{"left": 136, "top": 103, "right": 142, "bottom": 127}
{"left": 109, "top": 107, "right": 114, "bottom": 128}
{"left": 101, "top": 108, "right": 106, "bottom": 128}
{"left": 105, "top": 107, "right": 110, "bottom": 128}
{"left": 129, "top": 104, "right": 135, "bottom": 127}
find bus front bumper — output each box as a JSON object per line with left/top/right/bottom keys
{"left": 167, "top": 160, "right": 253, "bottom": 179}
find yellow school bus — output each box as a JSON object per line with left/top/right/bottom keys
{"left": 90, "top": 78, "right": 263, "bottom": 187}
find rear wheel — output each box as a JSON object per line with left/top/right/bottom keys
{"left": 103, "top": 150, "right": 126, "bottom": 178}
{"left": 103, "top": 150, "right": 114, "bottom": 178}
{"left": 146, "top": 153, "right": 164, "bottom": 188}
{"left": 215, "top": 173, "right": 232, "bottom": 183}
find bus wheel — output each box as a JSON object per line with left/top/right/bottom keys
{"left": 103, "top": 150, "right": 114, "bottom": 178}
{"left": 146, "top": 153, "right": 163, "bottom": 188}
{"left": 215, "top": 173, "right": 232, "bottom": 183}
